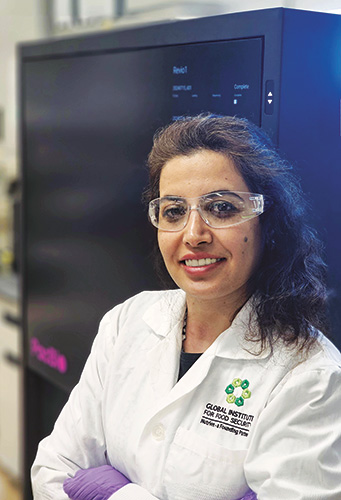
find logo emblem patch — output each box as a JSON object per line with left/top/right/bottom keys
{"left": 225, "top": 378, "right": 251, "bottom": 407}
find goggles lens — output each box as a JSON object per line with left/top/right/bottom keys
{"left": 148, "top": 191, "right": 269, "bottom": 231}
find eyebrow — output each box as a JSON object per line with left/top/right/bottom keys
{"left": 159, "top": 190, "right": 245, "bottom": 201}
{"left": 160, "top": 195, "right": 186, "bottom": 201}
{"left": 205, "top": 190, "right": 244, "bottom": 200}
{"left": 200, "top": 189, "right": 244, "bottom": 201}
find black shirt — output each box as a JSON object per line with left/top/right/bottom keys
{"left": 178, "top": 350, "right": 203, "bottom": 380}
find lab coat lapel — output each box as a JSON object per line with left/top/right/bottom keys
{"left": 144, "top": 290, "right": 186, "bottom": 401}
{"left": 144, "top": 289, "right": 214, "bottom": 408}
{"left": 147, "top": 332, "right": 215, "bottom": 416}
{"left": 147, "top": 320, "right": 182, "bottom": 400}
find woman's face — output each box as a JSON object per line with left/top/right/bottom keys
{"left": 157, "top": 150, "right": 263, "bottom": 308}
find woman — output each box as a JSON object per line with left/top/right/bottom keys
{"left": 32, "top": 115, "right": 341, "bottom": 500}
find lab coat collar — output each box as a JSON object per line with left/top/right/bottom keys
{"left": 213, "top": 297, "right": 272, "bottom": 360}
{"left": 142, "top": 290, "right": 272, "bottom": 361}
{"left": 142, "top": 289, "right": 187, "bottom": 338}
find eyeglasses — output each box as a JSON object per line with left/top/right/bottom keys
{"left": 148, "top": 191, "right": 270, "bottom": 232}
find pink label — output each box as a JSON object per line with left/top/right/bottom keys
{"left": 30, "top": 337, "right": 68, "bottom": 374}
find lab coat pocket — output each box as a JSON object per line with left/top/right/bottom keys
{"left": 164, "top": 427, "right": 248, "bottom": 500}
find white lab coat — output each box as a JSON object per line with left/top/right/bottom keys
{"left": 32, "top": 289, "right": 341, "bottom": 500}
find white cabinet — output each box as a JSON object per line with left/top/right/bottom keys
{"left": 0, "top": 296, "right": 22, "bottom": 480}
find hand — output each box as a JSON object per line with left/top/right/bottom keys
{"left": 238, "top": 491, "right": 257, "bottom": 500}
{"left": 63, "top": 464, "right": 131, "bottom": 500}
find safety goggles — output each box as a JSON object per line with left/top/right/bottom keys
{"left": 148, "top": 191, "right": 270, "bottom": 232}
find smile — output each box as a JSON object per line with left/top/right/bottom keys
{"left": 184, "top": 258, "right": 224, "bottom": 267}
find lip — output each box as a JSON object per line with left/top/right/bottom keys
{"left": 179, "top": 253, "right": 226, "bottom": 275}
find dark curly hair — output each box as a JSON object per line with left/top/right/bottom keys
{"left": 145, "top": 114, "right": 329, "bottom": 354}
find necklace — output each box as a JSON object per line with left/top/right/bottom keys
{"left": 182, "top": 308, "right": 188, "bottom": 342}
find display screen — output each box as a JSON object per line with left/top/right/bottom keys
{"left": 22, "top": 37, "right": 263, "bottom": 390}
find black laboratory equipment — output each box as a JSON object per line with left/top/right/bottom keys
{"left": 19, "top": 8, "right": 341, "bottom": 498}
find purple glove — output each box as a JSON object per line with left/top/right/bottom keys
{"left": 238, "top": 491, "right": 257, "bottom": 500}
{"left": 63, "top": 465, "right": 131, "bottom": 500}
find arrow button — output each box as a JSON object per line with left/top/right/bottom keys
{"left": 265, "top": 80, "right": 274, "bottom": 115}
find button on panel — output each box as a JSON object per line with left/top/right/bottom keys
{"left": 152, "top": 423, "right": 165, "bottom": 441}
{"left": 265, "top": 80, "right": 275, "bottom": 115}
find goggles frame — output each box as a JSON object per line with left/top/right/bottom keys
{"left": 148, "top": 191, "right": 270, "bottom": 232}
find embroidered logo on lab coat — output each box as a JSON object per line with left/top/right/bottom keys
{"left": 225, "top": 378, "right": 251, "bottom": 407}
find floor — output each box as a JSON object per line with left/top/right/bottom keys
{"left": 0, "top": 468, "right": 22, "bottom": 500}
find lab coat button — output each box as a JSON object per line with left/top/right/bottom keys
{"left": 152, "top": 424, "right": 165, "bottom": 441}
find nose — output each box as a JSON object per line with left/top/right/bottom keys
{"left": 182, "top": 208, "right": 213, "bottom": 247}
